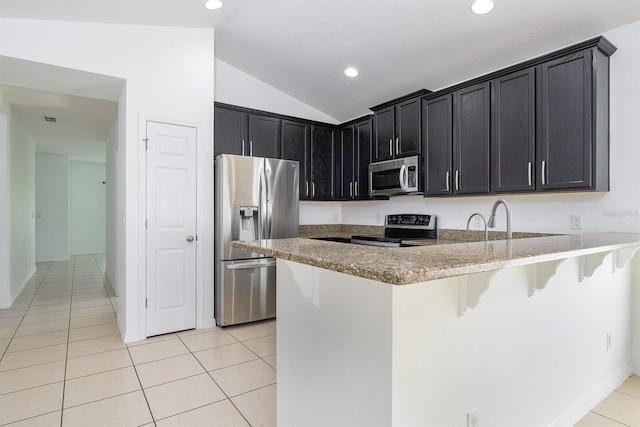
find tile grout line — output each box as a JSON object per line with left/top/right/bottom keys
{"left": 174, "top": 331, "right": 255, "bottom": 427}
{"left": 60, "top": 255, "right": 78, "bottom": 427}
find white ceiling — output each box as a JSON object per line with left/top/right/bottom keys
{"left": 0, "top": 0, "right": 639, "bottom": 148}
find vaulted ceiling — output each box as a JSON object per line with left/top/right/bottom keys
{"left": 1, "top": 0, "right": 639, "bottom": 157}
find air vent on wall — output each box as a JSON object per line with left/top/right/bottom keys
{"left": 42, "top": 116, "right": 57, "bottom": 123}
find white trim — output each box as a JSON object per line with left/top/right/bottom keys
{"left": 550, "top": 365, "right": 632, "bottom": 427}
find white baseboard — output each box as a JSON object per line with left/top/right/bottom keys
{"left": 551, "top": 365, "right": 632, "bottom": 427}
{"left": 104, "top": 272, "right": 118, "bottom": 297}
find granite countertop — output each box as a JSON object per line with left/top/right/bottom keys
{"left": 232, "top": 232, "right": 640, "bottom": 285}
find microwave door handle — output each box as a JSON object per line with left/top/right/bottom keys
{"left": 399, "top": 165, "right": 408, "bottom": 191}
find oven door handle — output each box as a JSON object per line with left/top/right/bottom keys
{"left": 399, "top": 165, "right": 408, "bottom": 191}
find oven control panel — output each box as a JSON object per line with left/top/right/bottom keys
{"left": 385, "top": 214, "right": 435, "bottom": 229}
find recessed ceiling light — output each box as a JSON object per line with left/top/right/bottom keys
{"left": 471, "top": 0, "right": 494, "bottom": 14}
{"left": 344, "top": 67, "right": 359, "bottom": 78}
{"left": 204, "top": 0, "right": 224, "bottom": 10}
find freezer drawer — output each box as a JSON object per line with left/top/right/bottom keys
{"left": 215, "top": 258, "right": 276, "bottom": 326}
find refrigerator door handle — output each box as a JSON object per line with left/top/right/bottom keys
{"left": 226, "top": 259, "right": 276, "bottom": 270}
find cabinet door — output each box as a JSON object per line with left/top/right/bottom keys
{"left": 453, "top": 82, "right": 490, "bottom": 194}
{"left": 538, "top": 50, "right": 593, "bottom": 190}
{"left": 310, "top": 126, "right": 335, "bottom": 200}
{"left": 214, "top": 107, "right": 246, "bottom": 156}
{"left": 354, "top": 120, "right": 372, "bottom": 200}
{"left": 492, "top": 68, "right": 536, "bottom": 193}
{"left": 248, "top": 114, "right": 280, "bottom": 159}
{"left": 395, "top": 97, "right": 421, "bottom": 157}
{"left": 422, "top": 94, "right": 453, "bottom": 196}
{"left": 372, "top": 107, "right": 394, "bottom": 162}
{"left": 281, "top": 120, "right": 310, "bottom": 199}
{"left": 339, "top": 126, "right": 355, "bottom": 200}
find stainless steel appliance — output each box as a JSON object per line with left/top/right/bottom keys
{"left": 214, "top": 154, "right": 299, "bottom": 326}
{"left": 369, "top": 155, "right": 422, "bottom": 196}
{"left": 351, "top": 214, "right": 437, "bottom": 247}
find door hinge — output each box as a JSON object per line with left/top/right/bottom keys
{"left": 143, "top": 138, "right": 149, "bottom": 150}
{"left": 145, "top": 298, "right": 148, "bottom": 308}
{"left": 196, "top": 235, "right": 198, "bottom": 241}
{"left": 145, "top": 218, "right": 148, "bottom": 229}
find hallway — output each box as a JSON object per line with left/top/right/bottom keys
{"left": 0, "top": 255, "right": 276, "bottom": 426}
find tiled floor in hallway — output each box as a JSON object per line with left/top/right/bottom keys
{"left": 0, "top": 255, "right": 276, "bottom": 426}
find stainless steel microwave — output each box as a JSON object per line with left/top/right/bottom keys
{"left": 369, "top": 155, "right": 422, "bottom": 196}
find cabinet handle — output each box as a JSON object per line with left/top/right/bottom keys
{"left": 312, "top": 181, "right": 316, "bottom": 198}
{"left": 455, "top": 170, "right": 460, "bottom": 191}
{"left": 250, "top": 140, "right": 253, "bottom": 156}
{"left": 306, "top": 181, "right": 309, "bottom": 197}
{"left": 355, "top": 181, "right": 359, "bottom": 197}
{"left": 396, "top": 137, "right": 400, "bottom": 155}
{"left": 541, "top": 161, "right": 547, "bottom": 185}
{"left": 350, "top": 182, "right": 353, "bottom": 198}
{"left": 528, "top": 162, "right": 532, "bottom": 186}
{"left": 241, "top": 140, "right": 245, "bottom": 156}
{"left": 389, "top": 139, "right": 393, "bottom": 156}
{"left": 445, "top": 171, "right": 450, "bottom": 192}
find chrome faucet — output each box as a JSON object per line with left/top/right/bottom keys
{"left": 487, "top": 198, "right": 512, "bottom": 239}
{"left": 466, "top": 213, "right": 488, "bottom": 241}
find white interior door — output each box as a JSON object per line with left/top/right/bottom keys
{"left": 146, "top": 121, "right": 197, "bottom": 337}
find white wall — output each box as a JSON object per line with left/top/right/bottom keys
{"left": 0, "top": 107, "right": 9, "bottom": 307}
{"left": 35, "top": 152, "right": 69, "bottom": 262}
{"left": 69, "top": 160, "right": 106, "bottom": 255}
{"left": 215, "top": 59, "right": 340, "bottom": 124}
{"left": 105, "top": 119, "right": 118, "bottom": 295}
{"left": 8, "top": 110, "right": 36, "bottom": 304}
{"left": 0, "top": 18, "right": 216, "bottom": 341}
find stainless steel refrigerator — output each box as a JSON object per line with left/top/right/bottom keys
{"left": 214, "top": 154, "right": 299, "bottom": 326}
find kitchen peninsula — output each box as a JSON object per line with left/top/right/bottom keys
{"left": 234, "top": 232, "right": 640, "bottom": 426}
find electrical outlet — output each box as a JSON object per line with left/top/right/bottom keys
{"left": 607, "top": 332, "right": 612, "bottom": 351}
{"left": 571, "top": 214, "right": 583, "bottom": 230}
{"left": 474, "top": 216, "right": 483, "bottom": 228}
{"left": 467, "top": 407, "right": 480, "bottom": 427}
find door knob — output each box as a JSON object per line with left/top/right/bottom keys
{"left": 186, "top": 235, "right": 194, "bottom": 242}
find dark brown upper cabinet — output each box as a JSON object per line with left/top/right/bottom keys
{"left": 371, "top": 91, "right": 429, "bottom": 162}
{"left": 537, "top": 45, "right": 612, "bottom": 191}
{"left": 453, "top": 82, "right": 491, "bottom": 194}
{"left": 310, "top": 125, "right": 336, "bottom": 200}
{"left": 422, "top": 94, "right": 453, "bottom": 196}
{"left": 491, "top": 68, "right": 536, "bottom": 193}
{"left": 280, "top": 119, "right": 310, "bottom": 199}
{"left": 338, "top": 118, "right": 372, "bottom": 200}
{"left": 214, "top": 106, "right": 280, "bottom": 158}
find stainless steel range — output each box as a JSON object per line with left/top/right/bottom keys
{"left": 351, "top": 214, "right": 437, "bottom": 247}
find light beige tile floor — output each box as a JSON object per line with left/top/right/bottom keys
{"left": 0, "top": 255, "right": 276, "bottom": 426}
{"left": 1, "top": 254, "right": 638, "bottom": 427}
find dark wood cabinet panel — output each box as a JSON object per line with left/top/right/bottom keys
{"left": 281, "top": 120, "right": 310, "bottom": 199}
{"left": 491, "top": 68, "right": 536, "bottom": 193}
{"left": 538, "top": 50, "right": 597, "bottom": 190}
{"left": 395, "top": 97, "right": 421, "bottom": 157}
{"left": 372, "top": 96, "right": 422, "bottom": 162}
{"left": 338, "top": 119, "right": 372, "bottom": 200}
{"left": 310, "top": 126, "right": 335, "bottom": 200}
{"left": 354, "top": 120, "right": 372, "bottom": 200}
{"left": 248, "top": 114, "right": 280, "bottom": 159}
{"left": 422, "top": 94, "right": 453, "bottom": 196}
{"left": 373, "top": 107, "right": 394, "bottom": 162}
{"left": 214, "top": 107, "right": 246, "bottom": 156}
{"left": 339, "top": 126, "right": 355, "bottom": 199}
{"left": 453, "top": 82, "right": 490, "bottom": 194}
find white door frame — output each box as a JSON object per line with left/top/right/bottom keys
{"left": 138, "top": 114, "right": 205, "bottom": 339}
